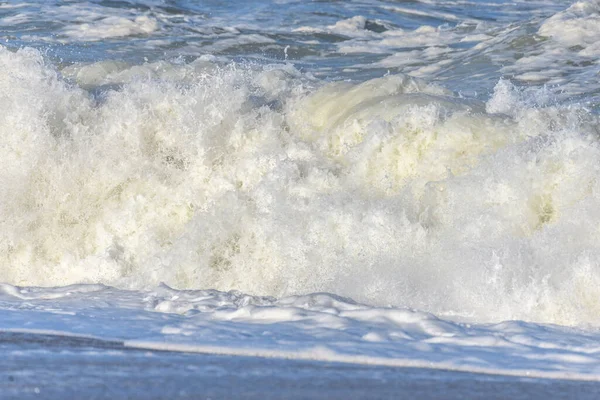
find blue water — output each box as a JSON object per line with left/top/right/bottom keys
{"left": 1, "top": 0, "right": 590, "bottom": 98}
{"left": 2, "top": 0, "right": 600, "bottom": 393}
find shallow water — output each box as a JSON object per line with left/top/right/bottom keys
{"left": 2, "top": 0, "right": 600, "bottom": 383}
{"left": 3, "top": 332, "right": 600, "bottom": 400}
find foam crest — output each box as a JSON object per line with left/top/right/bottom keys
{"left": 61, "top": 15, "right": 158, "bottom": 41}
{"left": 498, "top": 0, "right": 600, "bottom": 95}
{"left": 61, "top": 58, "right": 218, "bottom": 87}
{"left": 2, "top": 285, "right": 600, "bottom": 380}
{"left": 538, "top": 0, "right": 600, "bottom": 50}
{"left": 2, "top": 46, "right": 600, "bottom": 326}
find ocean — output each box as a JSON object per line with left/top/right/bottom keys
{"left": 2, "top": 0, "right": 600, "bottom": 397}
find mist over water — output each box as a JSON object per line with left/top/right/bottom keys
{"left": 2, "top": 0, "right": 600, "bottom": 327}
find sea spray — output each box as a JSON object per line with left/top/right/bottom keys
{"left": 1, "top": 45, "right": 600, "bottom": 326}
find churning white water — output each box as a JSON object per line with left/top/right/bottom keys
{"left": 2, "top": 0, "right": 600, "bottom": 383}
{"left": 2, "top": 46, "right": 600, "bottom": 325}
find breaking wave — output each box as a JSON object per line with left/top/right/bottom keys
{"left": 2, "top": 45, "right": 600, "bottom": 326}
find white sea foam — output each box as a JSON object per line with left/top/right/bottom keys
{"left": 2, "top": 46, "right": 600, "bottom": 328}
{"left": 1, "top": 284, "right": 599, "bottom": 380}
{"left": 286, "top": 2, "right": 600, "bottom": 100}
{"left": 4, "top": 0, "right": 600, "bottom": 383}
{"left": 500, "top": 0, "right": 600, "bottom": 92}
{"left": 538, "top": 0, "right": 600, "bottom": 49}
{"left": 1, "top": 1, "right": 594, "bottom": 99}
{"left": 301, "top": 15, "right": 496, "bottom": 80}
{"left": 294, "top": 16, "right": 387, "bottom": 39}
{"left": 61, "top": 15, "right": 158, "bottom": 40}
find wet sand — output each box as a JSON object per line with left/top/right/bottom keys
{"left": 1, "top": 332, "right": 599, "bottom": 400}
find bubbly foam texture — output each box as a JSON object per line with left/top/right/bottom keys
{"left": 1, "top": 284, "right": 600, "bottom": 379}
{"left": 0, "top": 3, "right": 160, "bottom": 42}
{"left": 500, "top": 0, "right": 600, "bottom": 94}
{"left": 2, "top": 46, "right": 600, "bottom": 326}
{"left": 289, "top": 2, "right": 600, "bottom": 99}
{"left": 61, "top": 15, "right": 158, "bottom": 40}
{"left": 539, "top": 0, "right": 600, "bottom": 49}
{"left": 1, "top": 1, "right": 597, "bottom": 100}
